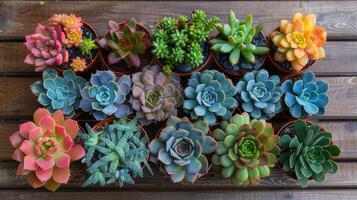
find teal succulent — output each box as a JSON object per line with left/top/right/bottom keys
{"left": 80, "top": 118, "right": 152, "bottom": 187}
{"left": 149, "top": 117, "right": 216, "bottom": 183}
{"left": 30, "top": 68, "right": 86, "bottom": 118}
{"left": 236, "top": 69, "right": 283, "bottom": 120}
{"left": 183, "top": 70, "right": 238, "bottom": 125}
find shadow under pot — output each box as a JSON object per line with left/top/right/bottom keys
{"left": 212, "top": 32, "right": 268, "bottom": 78}
{"left": 55, "top": 20, "right": 100, "bottom": 76}
{"left": 267, "top": 27, "right": 316, "bottom": 76}
{"left": 99, "top": 22, "right": 153, "bottom": 76}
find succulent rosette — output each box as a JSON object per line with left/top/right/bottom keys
{"left": 31, "top": 68, "right": 86, "bottom": 118}
{"left": 80, "top": 70, "right": 132, "bottom": 120}
{"left": 236, "top": 69, "right": 283, "bottom": 120}
{"left": 211, "top": 112, "right": 280, "bottom": 186}
{"left": 9, "top": 108, "right": 86, "bottom": 191}
{"left": 129, "top": 65, "right": 183, "bottom": 125}
{"left": 183, "top": 70, "right": 238, "bottom": 125}
{"left": 149, "top": 117, "right": 217, "bottom": 183}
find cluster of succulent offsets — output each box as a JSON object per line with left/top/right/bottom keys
{"left": 13, "top": 11, "right": 339, "bottom": 191}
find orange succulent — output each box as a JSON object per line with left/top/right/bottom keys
{"left": 270, "top": 13, "right": 327, "bottom": 72}
{"left": 49, "top": 14, "right": 83, "bottom": 47}
{"left": 70, "top": 57, "right": 87, "bottom": 72}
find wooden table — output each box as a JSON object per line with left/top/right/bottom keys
{"left": 0, "top": 1, "right": 356, "bottom": 199}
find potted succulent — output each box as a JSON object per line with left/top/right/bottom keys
{"left": 79, "top": 70, "right": 132, "bottom": 120}
{"left": 152, "top": 10, "right": 219, "bottom": 76}
{"left": 183, "top": 70, "right": 238, "bottom": 125}
{"left": 149, "top": 116, "right": 217, "bottom": 183}
{"left": 281, "top": 70, "right": 329, "bottom": 119}
{"left": 8, "top": 108, "right": 86, "bottom": 191}
{"left": 211, "top": 112, "right": 280, "bottom": 186}
{"left": 129, "top": 65, "right": 183, "bottom": 125}
{"left": 278, "top": 119, "right": 341, "bottom": 187}
{"left": 211, "top": 11, "right": 269, "bottom": 77}
{"left": 80, "top": 117, "right": 152, "bottom": 187}
{"left": 24, "top": 13, "right": 99, "bottom": 74}
{"left": 268, "top": 13, "right": 327, "bottom": 74}
{"left": 30, "top": 68, "right": 87, "bottom": 118}
{"left": 97, "top": 18, "right": 152, "bottom": 75}
{"left": 235, "top": 69, "right": 284, "bottom": 120}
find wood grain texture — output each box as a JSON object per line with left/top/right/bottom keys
{"left": 0, "top": 1, "right": 357, "bottom": 39}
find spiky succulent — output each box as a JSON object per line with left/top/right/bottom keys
{"left": 149, "top": 117, "right": 216, "bottom": 183}
{"left": 211, "top": 11, "right": 269, "bottom": 66}
{"left": 79, "top": 70, "right": 132, "bottom": 120}
{"left": 211, "top": 112, "right": 280, "bottom": 186}
{"left": 81, "top": 118, "right": 152, "bottom": 187}
{"left": 282, "top": 71, "right": 329, "bottom": 118}
{"left": 183, "top": 70, "right": 238, "bottom": 125}
{"left": 129, "top": 65, "right": 183, "bottom": 125}
{"left": 31, "top": 68, "right": 86, "bottom": 118}
{"left": 97, "top": 18, "right": 151, "bottom": 67}
{"left": 152, "top": 10, "right": 219, "bottom": 74}
{"left": 279, "top": 120, "right": 341, "bottom": 187}
{"left": 236, "top": 69, "right": 283, "bottom": 120}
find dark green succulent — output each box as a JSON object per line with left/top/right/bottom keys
{"left": 279, "top": 120, "right": 341, "bottom": 187}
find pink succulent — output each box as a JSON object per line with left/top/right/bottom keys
{"left": 9, "top": 108, "right": 86, "bottom": 191}
{"left": 24, "top": 23, "right": 69, "bottom": 72}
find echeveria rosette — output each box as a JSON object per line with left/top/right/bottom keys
{"left": 236, "top": 69, "right": 283, "bottom": 120}
{"left": 211, "top": 112, "right": 280, "bottom": 186}
{"left": 183, "top": 70, "right": 238, "bottom": 125}
{"left": 129, "top": 65, "right": 183, "bottom": 125}
{"left": 9, "top": 108, "right": 86, "bottom": 191}
{"left": 31, "top": 68, "right": 86, "bottom": 118}
{"left": 80, "top": 70, "right": 132, "bottom": 120}
{"left": 149, "top": 117, "right": 217, "bottom": 183}
{"left": 279, "top": 120, "right": 341, "bottom": 187}
{"left": 282, "top": 71, "right": 329, "bottom": 118}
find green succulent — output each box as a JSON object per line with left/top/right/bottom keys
{"left": 211, "top": 112, "right": 280, "bottom": 186}
{"left": 78, "top": 37, "right": 99, "bottom": 59}
{"left": 279, "top": 120, "right": 341, "bottom": 187}
{"left": 210, "top": 11, "right": 269, "bottom": 65}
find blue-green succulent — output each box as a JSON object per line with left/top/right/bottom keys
{"left": 282, "top": 71, "right": 329, "bottom": 118}
{"left": 80, "top": 70, "right": 132, "bottom": 120}
{"left": 236, "top": 69, "right": 283, "bottom": 120}
{"left": 183, "top": 70, "right": 238, "bottom": 125}
{"left": 149, "top": 117, "right": 217, "bottom": 183}
{"left": 30, "top": 68, "right": 86, "bottom": 118}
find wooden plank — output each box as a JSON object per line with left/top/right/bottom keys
{"left": 1, "top": 41, "right": 356, "bottom": 76}
{"left": 0, "top": 1, "right": 356, "bottom": 39}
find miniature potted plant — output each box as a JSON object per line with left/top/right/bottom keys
{"left": 211, "top": 11, "right": 269, "bottom": 76}
{"left": 152, "top": 10, "right": 219, "bottom": 76}
{"left": 235, "top": 69, "right": 283, "bottom": 120}
{"left": 183, "top": 70, "right": 238, "bottom": 125}
{"left": 281, "top": 70, "right": 329, "bottom": 118}
{"left": 129, "top": 65, "right": 183, "bottom": 125}
{"left": 80, "top": 117, "right": 152, "bottom": 187}
{"left": 30, "top": 68, "right": 86, "bottom": 118}
{"left": 79, "top": 70, "right": 132, "bottom": 120}
{"left": 8, "top": 108, "right": 86, "bottom": 191}
{"left": 211, "top": 112, "right": 280, "bottom": 186}
{"left": 269, "top": 13, "right": 327, "bottom": 74}
{"left": 97, "top": 18, "right": 152, "bottom": 75}
{"left": 278, "top": 119, "right": 341, "bottom": 187}
{"left": 24, "top": 14, "right": 99, "bottom": 74}
{"left": 149, "top": 116, "right": 216, "bottom": 183}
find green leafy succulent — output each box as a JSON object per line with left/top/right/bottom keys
{"left": 78, "top": 37, "right": 99, "bottom": 59}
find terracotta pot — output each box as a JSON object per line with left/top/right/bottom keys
{"left": 99, "top": 21, "right": 153, "bottom": 77}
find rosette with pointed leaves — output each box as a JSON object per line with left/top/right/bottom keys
{"left": 282, "top": 71, "right": 329, "bottom": 118}
{"left": 279, "top": 120, "right": 341, "bottom": 187}
{"left": 236, "top": 69, "right": 283, "bottom": 120}
{"left": 129, "top": 65, "right": 183, "bottom": 125}
{"left": 79, "top": 70, "right": 132, "bottom": 120}
{"left": 31, "top": 68, "right": 86, "bottom": 118}
{"left": 149, "top": 117, "right": 216, "bottom": 183}
{"left": 211, "top": 112, "right": 280, "bottom": 186}
{"left": 183, "top": 70, "right": 238, "bottom": 125}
